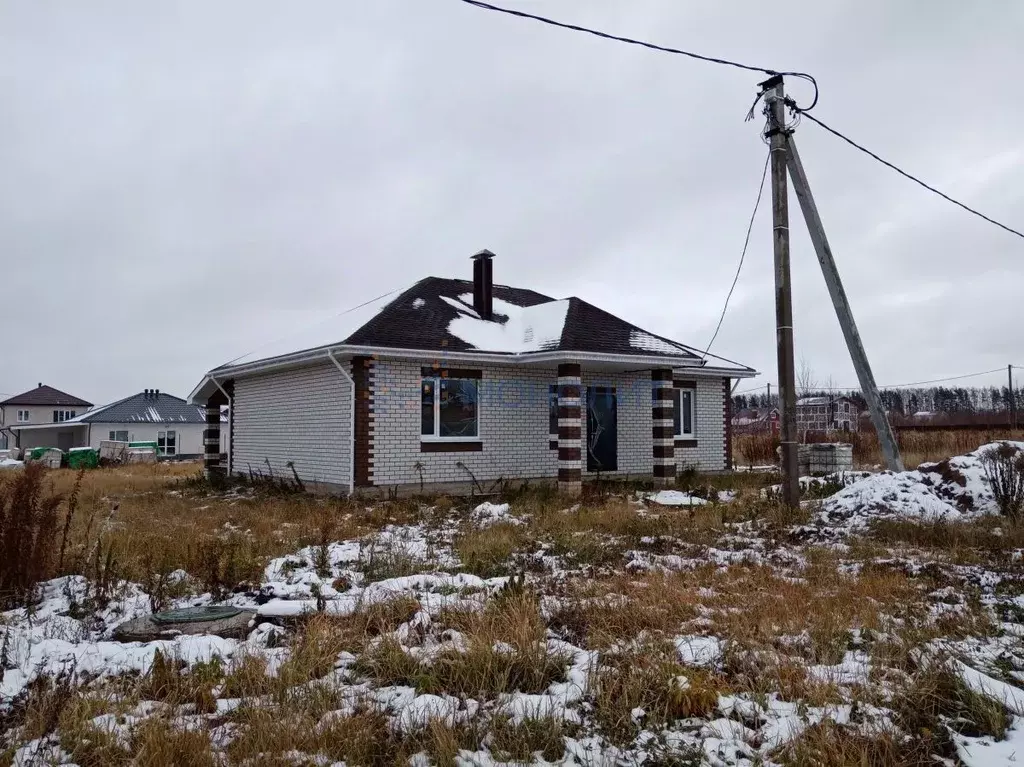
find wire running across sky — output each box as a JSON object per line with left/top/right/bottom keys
{"left": 795, "top": 110, "right": 1024, "bottom": 241}
{"left": 460, "top": 0, "right": 1022, "bottom": 242}
{"left": 733, "top": 367, "right": 1011, "bottom": 396}
{"left": 456, "top": 0, "right": 818, "bottom": 111}
{"left": 701, "top": 148, "right": 771, "bottom": 359}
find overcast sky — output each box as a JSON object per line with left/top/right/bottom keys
{"left": 2, "top": 1, "right": 1022, "bottom": 405}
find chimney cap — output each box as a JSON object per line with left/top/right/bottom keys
{"left": 37, "top": 382, "right": 42, "bottom": 388}
{"left": 471, "top": 249, "right": 495, "bottom": 260}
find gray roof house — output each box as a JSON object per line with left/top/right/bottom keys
{"left": 10, "top": 390, "right": 208, "bottom": 456}
{"left": 191, "top": 251, "right": 757, "bottom": 495}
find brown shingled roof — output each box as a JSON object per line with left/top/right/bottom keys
{"left": 0, "top": 385, "right": 93, "bottom": 408}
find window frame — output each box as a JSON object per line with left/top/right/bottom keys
{"left": 419, "top": 372, "right": 480, "bottom": 442}
{"left": 672, "top": 385, "right": 696, "bottom": 438}
{"left": 108, "top": 430, "right": 129, "bottom": 442}
{"left": 17, "top": 410, "right": 30, "bottom": 423}
{"left": 157, "top": 430, "right": 177, "bottom": 456}
{"left": 52, "top": 410, "right": 75, "bottom": 423}
{"left": 548, "top": 385, "right": 559, "bottom": 436}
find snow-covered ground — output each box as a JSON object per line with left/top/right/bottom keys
{"left": 3, "top": 451, "right": 1024, "bottom": 765}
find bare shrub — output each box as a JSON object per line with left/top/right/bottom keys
{"left": 0, "top": 464, "right": 65, "bottom": 608}
{"left": 980, "top": 442, "right": 1024, "bottom": 520}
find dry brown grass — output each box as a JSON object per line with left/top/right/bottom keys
{"left": 8, "top": 464, "right": 421, "bottom": 594}
{"left": 735, "top": 427, "right": 1024, "bottom": 470}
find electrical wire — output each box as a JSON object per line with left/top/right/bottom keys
{"left": 456, "top": 0, "right": 818, "bottom": 111}
{"left": 794, "top": 109, "right": 1024, "bottom": 241}
{"left": 701, "top": 148, "right": 771, "bottom": 359}
{"left": 733, "top": 367, "right": 1008, "bottom": 396}
{"left": 220, "top": 287, "right": 406, "bottom": 368}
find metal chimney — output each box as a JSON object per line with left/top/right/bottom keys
{"left": 471, "top": 249, "right": 495, "bottom": 320}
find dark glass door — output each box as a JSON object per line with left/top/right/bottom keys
{"left": 586, "top": 386, "right": 617, "bottom": 472}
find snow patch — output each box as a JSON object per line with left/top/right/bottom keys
{"left": 447, "top": 296, "right": 568, "bottom": 354}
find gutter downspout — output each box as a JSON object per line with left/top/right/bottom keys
{"left": 327, "top": 351, "right": 356, "bottom": 496}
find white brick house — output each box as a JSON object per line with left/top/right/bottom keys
{"left": 796, "top": 395, "right": 859, "bottom": 434}
{"left": 191, "top": 252, "right": 756, "bottom": 495}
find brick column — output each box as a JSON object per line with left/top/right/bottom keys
{"left": 557, "top": 363, "right": 582, "bottom": 496}
{"left": 652, "top": 369, "right": 675, "bottom": 485}
{"left": 204, "top": 403, "right": 222, "bottom": 478}
{"left": 352, "top": 356, "right": 375, "bottom": 488}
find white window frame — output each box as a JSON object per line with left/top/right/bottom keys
{"left": 17, "top": 410, "right": 30, "bottom": 423}
{"left": 53, "top": 410, "right": 75, "bottom": 423}
{"left": 420, "top": 376, "right": 480, "bottom": 442}
{"left": 158, "top": 430, "right": 177, "bottom": 456}
{"left": 108, "top": 430, "right": 130, "bottom": 442}
{"left": 673, "top": 386, "right": 696, "bottom": 438}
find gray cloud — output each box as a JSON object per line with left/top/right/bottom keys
{"left": 2, "top": 0, "right": 1022, "bottom": 405}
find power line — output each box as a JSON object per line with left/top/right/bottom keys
{"left": 456, "top": 0, "right": 818, "bottom": 111}
{"left": 702, "top": 148, "right": 771, "bottom": 359}
{"left": 733, "top": 367, "right": 1008, "bottom": 396}
{"left": 220, "top": 287, "right": 405, "bottom": 368}
{"left": 795, "top": 109, "right": 1024, "bottom": 241}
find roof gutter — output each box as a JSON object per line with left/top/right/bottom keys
{"left": 210, "top": 344, "right": 758, "bottom": 380}
{"left": 326, "top": 350, "right": 356, "bottom": 497}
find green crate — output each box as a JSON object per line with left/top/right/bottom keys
{"left": 66, "top": 448, "right": 99, "bottom": 470}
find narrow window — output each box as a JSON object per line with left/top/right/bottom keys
{"left": 549, "top": 385, "right": 559, "bottom": 435}
{"left": 673, "top": 387, "right": 695, "bottom": 437}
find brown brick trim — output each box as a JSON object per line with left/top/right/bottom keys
{"left": 674, "top": 379, "right": 697, "bottom": 389}
{"left": 420, "top": 441, "right": 482, "bottom": 453}
{"left": 652, "top": 425, "right": 674, "bottom": 439}
{"left": 557, "top": 384, "right": 581, "bottom": 399}
{"left": 675, "top": 438, "right": 698, "bottom": 448}
{"left": 420, "top": 367, "right": 482, "bottom": 379}
{"left": 557, "top": 363, "right": 582, "bottom": 377}
{"left": 653, "top": 444, "right": 674, "bottom": 459}
{"left": 558, "top": 425, "right": 581, "bottom": 440}
{"left": 352, "top": 355, "right": 374, "bottom": 487}
{"left": 653, "top": 464, "right": 676, "bottom": 478}
{"left": 723, "top": 377, "right": 733, "bottom": 470}
{"left": 653, "top": 388, "right": 675, "bottom": 401}
{"left": 549, "top": 440, "right": 558, "bottom": 450}
{"left": 651, "top": 369, "right": 674, "bottom": 382}
{"left": 558, "top": 446, "right": 581, "bottom": 461}
{"left": 558, "top": 405, "right": 581, "bottom": 420}
{"left": 558, "top": 467, "right": 582, "bottom": 481}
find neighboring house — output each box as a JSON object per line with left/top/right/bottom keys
{"left": 796, "top": 396, "right": 858, "bottom": 434}
{"left": 9, "top": 389, "right": 208, "bottom": 457}
{"left": 731, "top": 407, "right": 779, "bottom": 435}
{"left": 190, "top": 251, "right": 757, "bottom": 495}
{"left": 0, "top": 384, "right": 93, "bottom": 451}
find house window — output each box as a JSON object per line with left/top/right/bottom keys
{"left": 108, "top": 430, "right": 129, "bottom": 442}
{"left": 17, "top": 410, "right": 30, "bottom": 423}
{"left": 672, "top": 387, "right": 695, "bottom": 437}
{"left": 421, "top": 375, "right": 478, "bottom": 439}
{"left": 549, "top": 385, "right": 559, "bottom": 435}
{"left": 52, "top": 410, "right": 75, "bottom": 422}
{"left": 157, "top": 430, "right": 176, "bottom": 456}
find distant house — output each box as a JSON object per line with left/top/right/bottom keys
{"left": 731, "top": 407, "right": 779, "bottom": 435}
{"left": 190, "top": 250, "right": 757, "bottom": 495}
{"left": 0, "top": 384, "right": 93, "bottom": 450}
{"left": 9, "top": 389, "right": 210, "bottom": 457}
{"left": 796, "top": 396, "right": 858, "bottom": 434}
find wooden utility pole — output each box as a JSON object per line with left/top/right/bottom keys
{"left": 1010, "top": 365, "right": 1017, "bottom": 430}
{"left": 785, "top": 136, "right": 905, "bottom": 472}
{"left": 762, "top": 75, "right": 800, "bottom": 507}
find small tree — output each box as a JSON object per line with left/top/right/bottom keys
{"left": 980, "top": 442, "right": 1024, "bottom": 521}
{"left": 0, "top": 463, "right": 64, "bottom": 608}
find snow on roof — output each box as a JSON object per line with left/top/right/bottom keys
{"left": 628, "top": 330, "right": 691, "bottom": 356}
{"left": 447, "top": 295, "right": 569, "bottom": 354}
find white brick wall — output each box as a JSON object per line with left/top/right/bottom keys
{"left": 369, "top": 360, "right": 729, "bottom": 487}
{"left": 371, "top": 360, "right": 558, "bottom": 487}
{"left": 675, "top": 377, "right": 727, "bottom": 472}
{"left": 233, "top": 362, "right": 351, "bottom": 487}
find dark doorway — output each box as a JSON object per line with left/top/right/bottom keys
{"left": 586, "top": 386, "right": 617, "bottom": 472}
{"left": 56, "top": 431, "right": 75, "bottom": 452}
